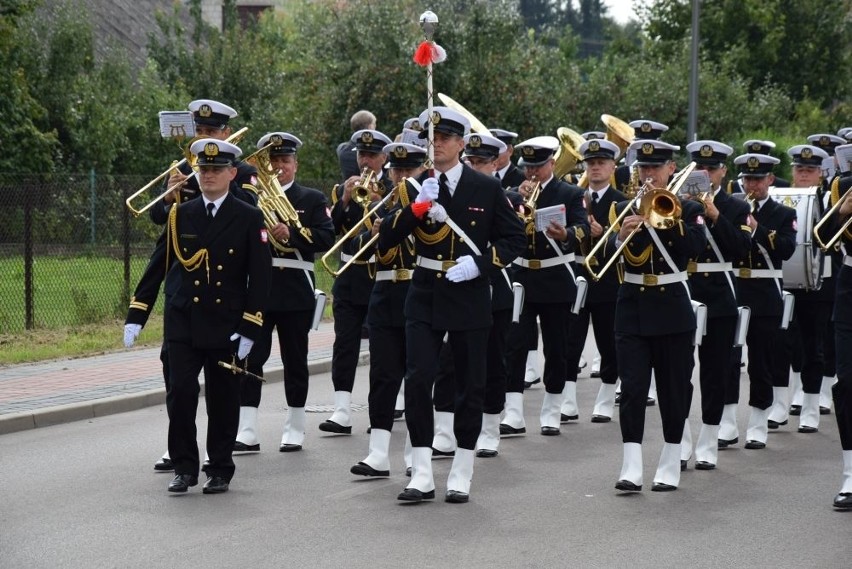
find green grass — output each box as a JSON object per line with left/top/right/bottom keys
{"left": 0, "top": 254, "right": 339, "bottom": 364}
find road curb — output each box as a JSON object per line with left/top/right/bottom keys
{"left": 0, "top": 353, "right": 368, "bottom": 436}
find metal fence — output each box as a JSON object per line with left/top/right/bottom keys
{"left": 0, "top": 173, "right": 338, "bottom": 333}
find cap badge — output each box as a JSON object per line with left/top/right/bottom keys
{"left": 747, "top": 156, "right": 760, "bottom": 169}
{"left": 801, "top": 147, "right": 813, "bottom": 159}
{"left": 522, "top": 147, "right": 535, "bottom": 157}
{"left": 431, "top": 111, "right": 442, "bottom": 125}
{"left": 699, "top": 144, "right": 713, "bottom": 157}
{"left": 641, "top": 122, "right": 652, "bottom": 133}
{"left": 469, "top": 135, "right": 481, "bottom": 148}
{"left": 270, "top": 134, "right": 284, "bottom": 147}
{"left": 589, "top": 141, "right": 600, "bottom": 152}
{"left": 204, "top": 142, "right": 219, "bottom": 157}
{"left": 199, "top": 104, "right": 212, "bottom": 118}
{"left": 411, "top": 120, "right": 421, "bottom": 131}
{"left": 361, "top": 131, "right": 374, "bottom": 144}
{"left": 641, "top": 142, "right": 654, "bottom": 155}
{"left": 393, "top": 146, "right": 408, "bottom": 158}
{"left": 750, "top": 142, "right": 762, "bottom": 152}
{"left": 820, "top": 135, "right": 829, "bottom": 146}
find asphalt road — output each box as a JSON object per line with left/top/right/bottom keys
{"left": 1, "top": 364, "right": 850, "bottom": 568}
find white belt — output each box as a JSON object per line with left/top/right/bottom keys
{"left": 272, "top": 258, "right": 314, "bottom": 271}
{"left": 375, "top": 268, "right": 414, "bottom": 282}
{"left": 417, "top": 256, "right": 457, "bottom": 272}
{"left": 340, "top": 252, "right": 376, "bottom": 264}
{"left": 623, "top": 272, "right": 688, "bottom": 286}
{"left": 688, "top": 261, "right": 732, "bottom": 273}
{"left": 736, "top": 268, "right": 783, "bottom": 279}
{"left": 513, "top": 254, "right": 575, "bottom": 270}
{"left": 844, "top": 256, "right": 852, "bottom": 268}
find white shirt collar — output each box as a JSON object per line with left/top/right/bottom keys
{"left": 281, "top": 180, "right": 294, "bottom": 192}
{"left": 202, "top": 194, "right": 227, "bottom": 216}
{"left": 437, "top": 161, "right": 465, "bottom": 194}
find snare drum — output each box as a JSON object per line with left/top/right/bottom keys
{"left": 768, "top": 186, "right": 824, "bottom": 290}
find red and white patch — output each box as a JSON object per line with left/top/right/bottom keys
{"left": 792, "top": 219, "right": 798, "bottom": 231}
{"left": 260, "top": 228, "right": 268, "bottom": 243}
{"left": 696, "top": 215, "right": 705, "bottom": 225}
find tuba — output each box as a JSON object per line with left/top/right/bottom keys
{"left": 600, "top": 114, "right": 634, "bottom": 161}
{"left": 554, "top": 127, "right": 585, "bottom": 180}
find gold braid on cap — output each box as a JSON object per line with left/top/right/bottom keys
{"left": 168, "top": 205, "right": 210, "bottom": 282}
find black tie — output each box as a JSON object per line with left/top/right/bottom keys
{"left": 439, "top": 173, "right": 451, "bottom": 199}
{"left": 754, "top": 201, "right": 760, "bottom": 215}
{"left": 207, "top": 202, "right": 215, "bottom": 219}
{"left": 591, "top": 192, "right": 599, "bottom": 205}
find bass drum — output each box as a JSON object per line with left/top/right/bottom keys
{"left": 768, "top": 186, "right": 824, "bottom": 291}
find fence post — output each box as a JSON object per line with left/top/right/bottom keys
{"left": 123, "top": 183, "right": 131, "bottom": 304}
{"left": 24, "top": 182, "right": 34, "bottom": 330}
{"left": 90, "top": 168, "right": 96, "bottom": 245}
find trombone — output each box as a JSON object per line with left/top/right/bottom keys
{"left": 583, "top": 162, "right": 697, "bottom": 281}
{"left": 320, "top": 169, "right": 390, "bottom": 277}
{"left": 813, "top": 186, "right": 852, "bottom": 251}
{"left": 125, "top": 126, "right": 249, "bottom": 217}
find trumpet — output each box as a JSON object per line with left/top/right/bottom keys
{"left": 125, "top": 126, "right": 249, "bottom": 217}
{"left": 584, "top": 162, "right": 696, "bottom": 281}
{"left": 243, "top": 144, "right": 313, "bottom": 252}
{"left": 519, "top": 177, "right": 542, "bottom": 224}
{"left": 346, "top": 167, "right": 382, "bottom": 207}
{"left": 320, "top": 183, "right": 399, "bottom": 277}
{"left": 813, "top": 186, "right": 852, "bottom": 251}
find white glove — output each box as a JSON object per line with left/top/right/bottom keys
{"left": 230, "top": 333, "right": 254, "bottom": 360}
{"left": 445, "top": 255, "right": 481, "bottom": 283}
{"left": 123, "top": 324, "right": 142, "bottom": 348}
{"left": 427, "top": 202, "right": 448, "bottom": 223}
{"left": 415, "top": 177, "right": 440, "bottom": 203}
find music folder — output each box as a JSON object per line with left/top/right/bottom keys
{"left": 534, "top": 204, "right": 566, "bottom": 233}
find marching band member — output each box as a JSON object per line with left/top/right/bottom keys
{"left": 324, "top": 129, "right": 394, "bottom": 435}
{"left": 124, "top": 99, "right": 257, "bottom": 473}
{"left": 726, "top": 140, "right": 790, "bottom": 194}
{"left": 501, "top": 137, "right": 588, "bottom": 436}
{"left": 490, "top": 128, "right": 527, "bottom": 189}
{"left": 680, "top": 141, "right": 751, "bottom": 470}
{"left": 234, "top": 133, "right": 335, "bottom": 453}
{"left": 163, "top": 138, "right": 271, "bottom": 494}
{"left": 350, "top": 142, "right": 424, "bottom": 478}
{"left": 612, "top": 139, "right": 706, "bottom": 493}
{"left": 772, "top": 144, "right": 831, "bottom": 434}
{"left": 378, "top": 107, "right": 525, "bottom": 503}
{"left": 613, "top": 120, "right": 669, "bottom": 194}
{"left": 565, "top": 139, "right": 626, "bottom": 423}
{"left": 723, "top": 153, "right": 796, "bottom": 451}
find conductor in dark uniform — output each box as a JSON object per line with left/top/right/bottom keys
{"left": 612, "top": 139, "right": 706, "bottom": 493}
{"left": 566, "top": 139, "right": 626, "bottom": 423}
{"left": 163, "top": 138, "right": 271, "bottom": 494}
{"left": 816, "top": 168, "right": 852, "bottom": 508}
{"left": 124, "top": 98, "right": 257, "bottom": 473}
{"left": 350, "top": 142, "right": 425, "bottom": 478}
{"left": 728, "top": 153, "right": 797, "bottom": 450}
{"left": 233, "top": 132, "right": 335, "bottom": 454}
{"left": 378, "top": 107, "right": 525, "bottom": 503}
{"left": 490, "top": 128, "right": 526, "bottom": 189}
{"left": 501, "top": 137, "right": 588, "bottom": 437}
{"left": 324, "top": 129, "right": 394, "bottom": 434}
{"left": 681, "top": 140, "right": 751, "bottom": 470}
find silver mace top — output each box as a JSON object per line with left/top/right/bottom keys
{"left": 419, "top": 10, "right": 438, "bottom": 40}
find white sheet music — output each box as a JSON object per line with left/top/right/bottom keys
{"left": 158, "top": 111, "right": 195, "bottom": 140}
{"left": 535, "top": 204, "right": 566, "bottom": 232}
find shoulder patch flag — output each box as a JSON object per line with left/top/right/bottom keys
{"left": 260, "top": 228, "right": 268, "bottom": 243}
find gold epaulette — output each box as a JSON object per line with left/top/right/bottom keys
{"left": 726, "top": 180, "right": 734, "bottom": 195}
{"left": 398, "top": 181, "right": 411, "bottom": 208}
{"left": 608, "top": 202, "right": 618, "bottom": 231}
{"left": 831, "top": 176, "right": 841, "bottom": 206}
{"left": 243, "top": 311, "right": 263, "bottom": 327}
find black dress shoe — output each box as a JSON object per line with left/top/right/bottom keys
{"left": 833, "top": 492, "right": 852, "bottom": 509}
{"left": 202, "top": 476, "right": 230, "bottom": 494}
{"left": 168, "top": 474, "right": 198, "bottom": 493}
{"left": 744, "top": 440, "right": 766, "bottom": 449}
{"left": 499, "top": 423, "right": 526, "bottom": 436}
{"left": 695, "top": 461, "right": 716, "bottom": 470}
{"left": 540, "top": 426, "right": 560, "bottom": 436}
{"left": 319, "top": 420, "right": 352, "bottom": 434}
{"left": 397, "top": 488, "right": 435, "bottom": 502}
{"left": 431, "top": 447, "right": 455, "bottom": 458}
{"left": 798, "top": 425, "right": 818, "bottom": 433}
{"left": 233, "top": 441, "right": 260, "bottom": 453}
{"left": 523, "top": 377, "right": 541, "bottom": 389}
{"left": 560, "top": 413, "right": 578, "bottom": 423}
{"left": 767, "top": 419, "right": 787, "bottom": 429}
{"left": 615, "top": 479, "right": 642, "bottom": 492}
{"left": 651, "top": 482, "right": 677, "bottom": 492}
{"left": 476, "top": 449, "right": 498, "bottom": 458}
{"left": 201, "top": 460, "right": 210, "bottom": 473}
{"left": 614, "top": 393, "right": 622, "bottom": 405}
{"left": 154, "top": 457, "right": 174, "bottom": 472}
{"left": 680, "top": 459, "right": 688, "bottom": 471}
{"left": 445, "top": 490, "right": 469, "bottom": 503}
{"left": 590, "top": 370, "right": 601, "bottom": 378}
{"left": 350, "top": 462, "right": 390, "bottom": 477}
{"left": 646, "top": 397, "right": 656, "bottom": 407}
{"left": 591, "top": 414, "right": 612, "bottom": 423}
{"left": 393, "top": 409, "right": 405, "bottom": 420}
{"left": 405, "top": 467, "right": 412, "bottom": 477}
{"left": 790, "top": 405, "right": 802, "bottom": 416}
{"left": 279, "top": 443, "right": 302, "bottom": 452}
{"left": 820, "top": 406, "right": 831, "bottom": 415}
{"left": 717, "top": 437, "right": 738, "bottom": 449}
